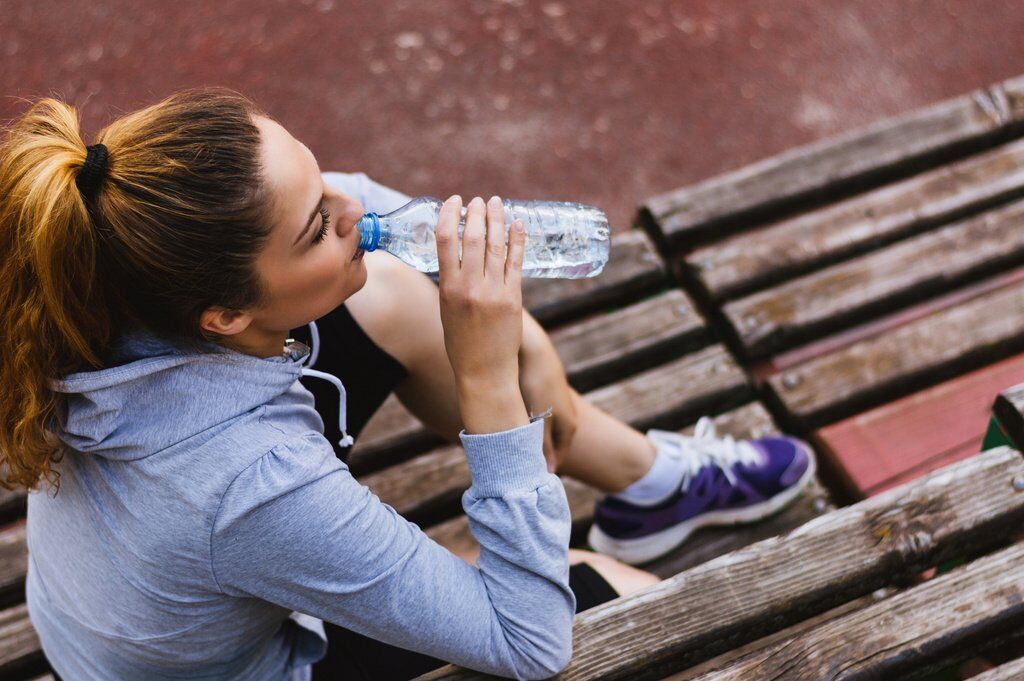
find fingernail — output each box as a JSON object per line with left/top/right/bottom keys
{"left": 513, "top": 220, "right": 525, "bottom": 233}
{"left": 447, "top": 195, "right": 461, "bottom": 203}
{"left": 489, "top": 195, "right": 501, "bottom": 206}
{"left": 470, "top": 196, "right": 484, "bottom": 206}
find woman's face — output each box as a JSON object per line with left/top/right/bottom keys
{"left": 248, "top": 115, "right": 368, "bottom": 334}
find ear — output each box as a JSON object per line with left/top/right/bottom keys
{"left": 200, "top": 306, "right": 254, "bottom": 337}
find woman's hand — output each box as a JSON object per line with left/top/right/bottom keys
{"left": 436, "top": 196, "right": 530, "bottom": 434}
{"left": 519, "top": 314, "right": 579, "bottom": 472}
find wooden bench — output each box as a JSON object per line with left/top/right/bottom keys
{"left": 425, "top": 387, "right": 1024, "bottom": 679}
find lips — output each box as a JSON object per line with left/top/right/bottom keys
{"left": 351, "top": 249, "right": 365, "bottom": 262}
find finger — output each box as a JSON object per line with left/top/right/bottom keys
{"left": 436, "top": 195, "right": 462, "bottom": 276}
{"left": 504, "top": 219, "right": 526, "bottom": 286}
{"left": 461, "top": 196, "right": 486, "bottom": 274}
{"left": 484, "top": 195, "right": 507, "bottom": 279}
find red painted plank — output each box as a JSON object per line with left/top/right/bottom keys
{"left": 751, "top": 265, "right": 1024, "bottom": 380}
{"left": 814, "top": 353, "right": 1024, "bottom": 498}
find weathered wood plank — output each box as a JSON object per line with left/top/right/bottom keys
{"left": 580, "top": 346, "right": 749, "bottom": 431}
{"left": 428, "top": 447, "right": 1024, "bottom": 680}
{"left": 816, "top": 353, "right": 1024, "bottom": 498}
{"left": 642, "top": 75, "right": 1024, "bottom": 250}
{"left": 522, "top": 231, "right": 666, "bottom": 327}
{"left": 768, "top": 274, "right": 1024, "bottom": 426}
{"left": 973, "top": 656, "right": 1024, "bottom": 681}
{"left": 691, "top": 541, "right": 1024, "bottom": 680}
{"left": 0, "top": 524, "right": 26, "bottom": 606}
{"left": 726, "top": 197, "right": 1024, "bottom": 357}
{"left": 548, "top": 289, "right": 706, "bottom": 393}
{"left": 0, "top": 604, "right": 40, "bottom": 673}
{"left": 348, "top": 394, "right": 441, "bottom": 475}
{"left": 350, "top": 287, "right": 704, "bottom": 473}
{"left": 993, "top": 382, "right": 1024, "bottom": 451}
{"left": 374, "top": 353, "right": 749, "bottom": 524}
{"left": 664, "top": 590, "right": 897, "bottom": 681}
{"left": 687, "top": 137, "right": 1024, "bottom": 301}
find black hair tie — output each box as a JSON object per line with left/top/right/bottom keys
{"left": 76, "top": 143, "right": 109, "bottom": 201}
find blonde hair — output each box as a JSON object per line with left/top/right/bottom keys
{"left": 0, "top": 87, "right": 273, "bottom": 491}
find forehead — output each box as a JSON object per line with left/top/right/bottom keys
{"left": 256, "top": 116, "right": 318, "bottom": 227}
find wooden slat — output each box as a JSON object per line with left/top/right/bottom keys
{"left": 521, "top": 230, "right": 665, "bottom": 327}
{"left": 348, "top": 394, "right": 441, "bottom": 474}
{"left": 690, "top": 541, "right": 1024, "bottom": 680}
{"left": 350, "top": 287, "right": 704, "bottom": 473}
{"left": 725, "top": 197, "right": 1024, "bottom": 357}
{"left": 687, "top": 137, "right": 1024, "bottom": 301}
{"left": 664, "top": 590, "right": 897, "bottom": 681}
{"left": 973, "top": 657, "right": 1024, "bottom": 681}
{"left": 642, "top": 75, "right": 1024, "bottom": 250}
{"left": 994, "top": 382, "right": 1024, "bottom": 450}
{"left": 815, "top": 353, "right": 1024, "bottom": 498}
{"left": 371, "top": 352, "right": 749, "bottom": 523}
{"left": 0, "top": 604, "right": 40, "bottom": 674}
{"left": 547, "top": 289, "right": 706, "bottom": 393}
{"left": 579, "top": 346, "right": 748, "bottom": 431}
{"left": 768, "top": 274, "right": 1024, "bottom": 426}
{"left": 428, "top": 446, "right": 1024, "bottom": 680}
{"left": 0, "top": 524, "right": 26, "bottom": 605}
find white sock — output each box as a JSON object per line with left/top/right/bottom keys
{"left": 610, "top": 440, "right": 686, "bottom": 507}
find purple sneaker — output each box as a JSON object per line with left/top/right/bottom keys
{"left": 587, "top": 417, "right": 816, "bottom": 565}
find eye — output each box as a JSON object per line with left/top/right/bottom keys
{"left": 312, "top": 206, "right": 331, "bottom": 244}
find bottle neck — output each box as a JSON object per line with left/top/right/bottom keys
{"left": 356, "top": 213, "right": 381, "bottom": 251}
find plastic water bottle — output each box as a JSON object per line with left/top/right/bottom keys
{"left": 355, "top": 197, "right": 611, "bottom": 278}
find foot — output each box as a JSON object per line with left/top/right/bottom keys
{"left": 587, "top": 417, "right": 816, "bottom": 565}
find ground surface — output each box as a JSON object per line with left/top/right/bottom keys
{"left": 3, "top": 0, "right": 1024, "bottom": 229}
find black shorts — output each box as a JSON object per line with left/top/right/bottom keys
{"left": 290, "top": 303, "right": 620, "bottom": 680}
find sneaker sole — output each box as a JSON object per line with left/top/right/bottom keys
{"left": 587, "top": 442, "right": 818, "bottom": 565}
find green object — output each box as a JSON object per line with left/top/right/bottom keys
{"left": 982, "top": 415, "right": 1014, "bottom": 452}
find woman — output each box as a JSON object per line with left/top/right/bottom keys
{"left": 0, "top": 88, "right": 814, "bottom": 679}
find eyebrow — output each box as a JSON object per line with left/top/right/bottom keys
{"left": 292, "top": 193, "right": 325, "bottom": 247}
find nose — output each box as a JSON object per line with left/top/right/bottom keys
{"left": 337, "top": 198, "right": 365, "bottom": 237}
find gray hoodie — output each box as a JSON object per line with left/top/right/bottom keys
{"left": 26, "top": 173, "right": 575, "bottom": 680}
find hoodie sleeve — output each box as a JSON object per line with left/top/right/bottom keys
{"left": 321, "top": 171, "right": 412, "bottom": 214}
{"left": 211, "top": 419, "right": 575, "bottom": 680}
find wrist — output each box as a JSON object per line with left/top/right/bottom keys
{"left": 456, "top": 378, "right": 530, "bottom": 435}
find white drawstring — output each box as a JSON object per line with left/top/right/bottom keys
{"left": 647, "top": 417, "right": 763, "bottom": 491}
{"left": 298, "top": 320, "right": 354, "bottom": 449}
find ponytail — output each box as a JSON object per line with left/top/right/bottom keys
{"left": 0, "top": 88, "right": 270, "bottom": 491}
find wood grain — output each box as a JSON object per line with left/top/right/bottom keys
{"left": 726, "top": 196, "right": 1024, "bottom": 357}
{"left": 691, "top": 541, "right": 1024, "bottom": 680}
{"left": 768, "top": 275, "right": 1024, "bottom": 426}
{"left": 642, "top": 75, "right": 1024, "bottom": 250}
{"left": 687, "top": 137, "right": 1024, "bottom": 301}
{"left": 426, "top": 446, "right": 1024, "bottom": 680}
{"left": 548, "top": 289, "right": 706, "bottom": 393}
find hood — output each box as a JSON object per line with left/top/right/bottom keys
{"left": 47, "top": 322, "right": 352, "bottom": 461}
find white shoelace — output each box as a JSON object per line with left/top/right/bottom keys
{"left": 647, "top": 417, "right": 764, "bottom": 492}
